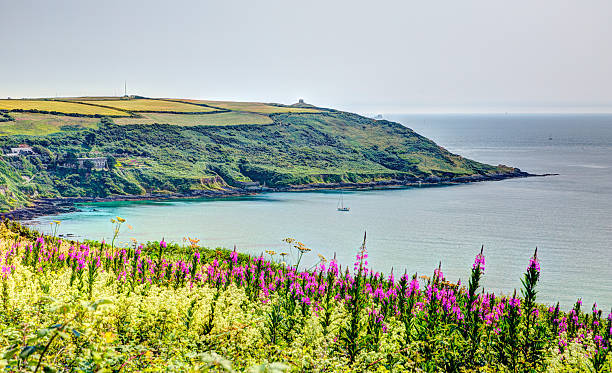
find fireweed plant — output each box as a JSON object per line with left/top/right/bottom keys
{"left": 0, "top": 219, "right": 610, "bottom": 372}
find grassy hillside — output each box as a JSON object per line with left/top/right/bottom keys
{"left": 73, "top": 98, "right": 219, "bottom": 113}
{"left": 113, "top": 112, "right": 273, "bottom": 126}
{"left": 0, "top": 113, "right": 99, "bottom": 136}
{"left": 176, "top": 99, "right": 322, "bottom": 114}
{"left": 0, "top": 97, "right": 521, "bottom": 213}
{"left": 0, "top": 99, "right": 128, "bottom": 116}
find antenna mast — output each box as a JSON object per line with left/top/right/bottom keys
{"left": 124, "top": 81, "right": 127, "bottom": 97}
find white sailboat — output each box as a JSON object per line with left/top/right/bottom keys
{"left": 337, "top": 191, "right": 350, "bottom": 212}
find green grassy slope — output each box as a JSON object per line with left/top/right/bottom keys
{"left": 0, "top": 98, "right": 519, "bottom": 212}
{"left": 0, "top": 159, "right": 30, "bottom": 209}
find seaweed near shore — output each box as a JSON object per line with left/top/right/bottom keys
{"left": 0, "top": 219, "right": 609, "bottom": 372}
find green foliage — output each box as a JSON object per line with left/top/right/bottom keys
{"left": 0, "top": 222, "right": 610, "bottom": 372}
{"left": 0, "top": 159, "right": 31, "bottom": 212}
{"left": 0, "top": 112, "right": 13, "bottom": 123}
{"left": 0, "top": 104, "right": 514, "bottom": 212}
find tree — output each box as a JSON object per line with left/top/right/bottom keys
{"left": 84, "top": 132, "right": 96, "bottom": 146}
{"left": 32, "top": 145, "right": 53, "bottom": 162}
{"left": 83, "top": 160, "right": 95, "bottom": 170}
{"left": 100, "top": 117, "right": 114, "bottom": 126}
{"left": 64, "top": 152, "right": 78, "bottom": 167}
{"left": 106, "top": 155, "right": 117, "bottom": 170}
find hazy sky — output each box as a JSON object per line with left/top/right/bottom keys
{"left": 1, "top": 0, "right": 611, "bottom": 113}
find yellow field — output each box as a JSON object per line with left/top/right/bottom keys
{"left": 176, "top": 99, "right": 321, "bottom": 114}
{"left": 62, "top": 96, "right": 123, "bottom": 101}
{"left": 0, "top": 97, "right": 316, "bottom": 134}
{"left": 0, "top": 100, "right": 127, "bottom": 116}
{"left": 79, "top": 99, "right": 217, "bottom": 113}
{"left": 113, "top": 111, "right": 273, "bottom": 126}
{"left": 0, "top": 112, "right": 99, "bottom": 136}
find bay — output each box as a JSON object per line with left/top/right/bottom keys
{"left": 25, "top": 114, "right": 612, "bottom": 310}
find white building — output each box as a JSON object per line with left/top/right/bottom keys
{"left": 9, "top": 146, "right": 34, "bottom": 155}
{"left": 77, "top": 157, "right": 108, "bottom": 169}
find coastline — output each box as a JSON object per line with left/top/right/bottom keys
{"left": 2, "top": 169, "right": 550, "bottom": 221}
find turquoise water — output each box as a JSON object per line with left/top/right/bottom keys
{"left": 26, "top": 114, "right": 612, "bottom": 310}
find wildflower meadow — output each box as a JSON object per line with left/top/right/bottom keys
{"left": 0, "top": 219, "right": 610, "bottom": 372}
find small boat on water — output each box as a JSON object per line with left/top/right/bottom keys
{"left": 337, "top": 192, "right": 350, "bottom": 212}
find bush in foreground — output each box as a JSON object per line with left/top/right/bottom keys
{"left": 0, "top": 220, "right": 610, "bottom": 372}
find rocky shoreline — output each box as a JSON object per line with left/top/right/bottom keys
{"left": 2, "top": 169, "right": 551, "bottom": 221}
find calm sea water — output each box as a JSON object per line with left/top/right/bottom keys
{"left": 26, "top": 114, "right": 612, "bottom": 310}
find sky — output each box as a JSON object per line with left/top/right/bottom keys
{"left": 1, "top": 0, "right": 611, "bottom": 113}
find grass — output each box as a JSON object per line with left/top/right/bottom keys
{"left": 0, "top": 163, "right": 31, "bottom": 212}
{"left": 176, "top": 99, "right": 322, "bottom": 114}
{"left": 63, "top": 96, "right": 128, "bottom": 101}
{"left": 112, "top": 111, "right": 273, "bottom": 126}
{"left": 0, "top": 100, "right": 127, "bottom": 116}
{"left": 78, "top": 99, "right": 218, "bottom": 113}
{"left": 0, "top": 113, "right": 99, "bottom": 136}
{"left": 0, "top": 98, "right": 316, "bottom": 134}
{"left": 116, "top": 157, "right": 150, "bottom": 169}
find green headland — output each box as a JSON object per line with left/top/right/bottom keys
{"left": 0, "top": 97, "right": 526, "bottom": 216}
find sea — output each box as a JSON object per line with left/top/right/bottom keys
{"left": 24, "top": 114, "right": 612, "bottom": 310}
